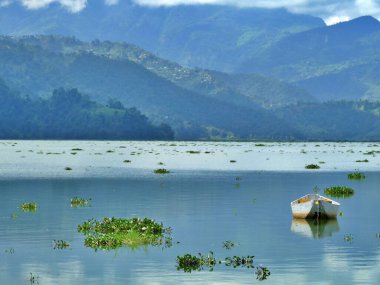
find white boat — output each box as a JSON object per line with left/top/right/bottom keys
{"left": 290, "top": 194, "right": 340, "bottom": 219}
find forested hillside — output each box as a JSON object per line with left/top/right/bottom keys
{"left": 0, "top": 81, "right": 174, "bottom": 140}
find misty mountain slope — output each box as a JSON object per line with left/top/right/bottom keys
{"left": 238, "top": 16, "right": 380, "bottom": 101}
{"left": 13, "top": 35, "right": 314, "bottom": 108}
{"left": 0, "top": 36, "right": 299, "bottom": 139}
{"left": 0, "top": 0, "right": 325, "bottom": 72}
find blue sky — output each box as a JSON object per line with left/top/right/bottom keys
{"left": 1, "top": 0, "right": 379, "bottom": 25}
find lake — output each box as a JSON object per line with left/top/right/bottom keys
{"left": 1, "top": 141, "right": 380, "bottom": 284}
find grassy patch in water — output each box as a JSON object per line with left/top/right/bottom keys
{"left": 176, "top": 252, "right": 269, "bottom": 279}
{"left": 19, "top": 202, "right": 38, "bottom": 212}
{"left": 154, "top": 168, "right": 170, "bottom": 174}
{"left": 305, "top": 164, "right": 320, "bottom": 169}
{"left": 347, "top": 172, "right": 366, "bottom": 180}
{"left": 324, "top": 186, "right": 354, "bottom": 198}
{"left": 52, "top": 240, "right": 71, "bottom": 250}
{"left": 71, "top": 197, "right": 92, "bottom": 208}
{"left": 78, "top": 217, "right": 171, "bottom": 250}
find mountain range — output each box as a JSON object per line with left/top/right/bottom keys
{"left": 1, "top": 2, "right": 380, "bottom": 140}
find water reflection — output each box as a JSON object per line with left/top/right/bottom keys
{"left": 291, "top": 219, "right": 340, "bottom": 239}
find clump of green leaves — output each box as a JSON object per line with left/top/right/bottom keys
{"left": 176, "top": 252, "right": 269, "bottom": 279}
{"left": 52, "top": 240, "right": 71, "bottom": 250}
{"left": 70, "top": 197, "right": 92, "bottom": 208}
{"left": 19, "top": 202, "right": 38, "bottom": 212}
{"left": 305, "top": 164, "right": 320, "bottom": 169}
{"left": 356, "top": 159, "right": 369, "bottom": 163}
{"left": 154, "top": 168, "right": 170, "bottom": 174}
{"left": 256, "top": 265, "right": 271, "bottom": 281}
{"left": 222, "top": 241, "right": 240, "bottom": 250}
{"left": 65, "top": 167, "right": 72, "bottom": 171}
{"left": 347, "top": 172, "right": 365, "bottom": 180}
{"left": 344, "top": 234, "right": 353, "bottom": 243}
{"left": 78, "top": 217, "right": 171, "bottom": 250}
{"left": 225, "top": 256, "right": 254, "bottom": 268}
{"left": 176, "top": 252, "right": 216, "bottom": 272}
{"left": 186, "top": 150, "right": 201, "bottom": 154}
{"left": 29, "top": 273, "right": 39, "bottom": 284}
{"left": 324, "top": 186, "right": 354, "bottom": 198}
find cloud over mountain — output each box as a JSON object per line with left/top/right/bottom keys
{"left": 1, "top": 0, "right": 379, "bottom": 24}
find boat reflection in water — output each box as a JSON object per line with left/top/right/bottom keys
{"left": 291, "top": 218, "right": 340, "bottom": 239}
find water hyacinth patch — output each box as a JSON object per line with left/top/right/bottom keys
{"left": 305, "top": 164, "right": 320, "bottom": 169}
{"left": 347, "top": 172, "right": 365, "bottom": 180}
{"left": 19, "top": 202, "right": 38, "bottom": 212}
{"left": 70, "top": 197, "right": 92, "bottom": 208}
{"left": 154, "top": 168, "right": 170, "bottom": 174}
{"left": 78, "top": 217, "right": 172, "bottom": 250}
{"left": 324, "top": 186, "right": 354, "bottom": 198}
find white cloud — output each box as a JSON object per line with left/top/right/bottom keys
{"left": 2, "top": 0, "right": 380, "bottom": 23}
{"left": 133, "top": 0, "right": 380, "bottom": 25}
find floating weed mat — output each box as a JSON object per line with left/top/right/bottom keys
{"left": 324, "top": 186, "right": 354, "bottom": 198}
{"left": 347, "top": 172, "right": 366, "bottom": 180}
{"left": 78, "top": 217, "right": 172, "bottom": 251}
{"left": 305, "top": 164, "right": 320, "bottom": 169}
{"left": 52, "top": 240, "right": 71, "bottom": 250}
{"left": 70, "top": 197, "right": 92, "bottom": 208}
{"left": 222, "top": 241, "right": 240, "bottom": 250}
{"left": 176, "top": 252, "right": 270, "bottom": 280}
{"left": 154, "top": 168, "right": 170, "bottom": 174}
{"left": 19, "top": 202, "right": 38, "bottom": 213}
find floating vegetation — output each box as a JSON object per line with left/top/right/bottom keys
{"left": 376, "top": 233, "right": 380, "bottom": 238}
{"left": 176, "top": 252, "right": 217, "bottom": 273}
{"left": 186, "top": 150, "right": 201, "bottom": 154}
{"left": 10, "top": 213, "right": 18, "bottom": 219}
{"left": 78, "top": 217, "right": 172, "bottom": 250}
{"left": 52, "top": 240, "right": 71, "bottom": 250}
{"left": 324, "top": 186, "right": 354, "bottom": 198}
{"left": 255, "top": 144, "right": 266, "bottom": 147}
{"left": 123, "top": 159, "right": 131, "bottom": 163}
{"left": 70, "top": 197, "right": 92, "bottom": 208}
{"left": 19, "top": 202, "right": 38, "bottom": 212}
{"left": 154, "top": 168, "right": 170, "bottom": 174}
{"left": 71, "top": 148, "right": 83, "bottom": 151}
{"left": 344, "top": 234, "right": 353, "bottom": 243}
{"left": 176, "top": 252, "right": 270, "bottom": 279}
{"left": 347, "top": 172, "right": 366, "bottom": 180}
{"left": 65, "top": 167, "right": 72, "bottom": 171}
{"left": 363, "top": 150, "right": 380, "bottom": 156}
{"left": 29, "top": 273, "right": 39, "bottom": 284}
{"left": 5, "top": 248, "right": 14, "bottom": 254}
{"left": 222, "top": 241, "right": 240, "bottom": 250}
{"left": 339, "top": 212, "right": 344, "bottom": 216}
{"left": 158, "top": 162, "right": 164, "bottom": 165}
{"left": 230, "top": 160, "right": 237, "bottom": 163}
{"left": 356, "top": 159, "right": 369, "bottom": 163}
{"left": 106, "top": 150, "right": 115, "bottom": 153}
{"left": 235, "top": 176, "right": 242, "bottom": 181}
{"left": 305, "top": 164, "right": 320, "bottom": 169}
{"left": 256, "top": 265, "right": 271, "bottom": 281}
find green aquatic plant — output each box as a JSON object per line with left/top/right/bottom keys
{"left": 154, "top": 168, "right": 170, "bottom": 174}
{"left": 256, "top": 265, "right": 271, "bottom": 281}
{"left": 70, "top": 197, "right": 92, "bottom": 208}
{"left": 224, "top": 255, "right": 254, "bottom": 268}
{"left": 78, "top": 217, "right": 171, "bottom": 250}
{"left": 347, "top": 172, "right": 366, "bottom": 180}
{"left": 305, "top": 164, "right": 320, "bottom": 169}
{"left": 356, "top": 159, "right": 369, "bottom": 163}
{"left": 29, "top": 273, "right": 39, "bottom": 284}
{"left": 19, "top": 202, "right": 38, "bottom": 212}
{"left": 255, "top": 144, "right": 266, "bottom": 147}
{"left": 222, "top": 241, "right": 240, "bottom": 250}
{"left": 344, "top": 234, "right": 353, "bottom": 243}
{"left": 52, "top": 240, "right": 71, "bottom": 250}
{"left": 230, "top": 160, "right": 237, "bottom": 163}
{"left": 5, "top": 248, "right": 15, "bottom": 254}
{"left": 65, "top": 167, "right": 72, "bottom": 171}
{"left": 123, "top": 160, "right": 131, "bottom": 163}
{"left": 324, "top": 186, "right": 354, "bottom": 198}
{"left": 186, "top": 150, "right": 201, "bottom": 154}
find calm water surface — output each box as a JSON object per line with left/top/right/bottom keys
{"left": 1, "top": 171, "right": 380, "bottom": 284}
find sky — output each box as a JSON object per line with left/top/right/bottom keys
{"left": 0, "top": 0, "right": 379, "bottom": 25}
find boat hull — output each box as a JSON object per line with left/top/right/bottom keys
{"left": 291, "top": 199, "right": 339, "bottom": 219}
